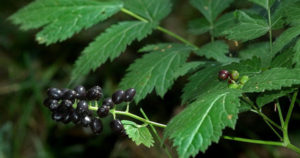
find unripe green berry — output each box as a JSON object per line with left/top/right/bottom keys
{"left": 229, "top": 83, "right": 239, "bottom": 89}
{"left": 239, "top": 75, "right": 249, "bottom": 84}
{"left": 237, "top": 84, "right": 244, "bottom": 89}
{"left": 230, "top": 70, "right": 239, "bottom": 81}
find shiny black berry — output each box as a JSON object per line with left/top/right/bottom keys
{"left": 62, "top": 113, "right": 71, "bottom": 124}
{"left": 97, "top": 105, "right": 110, "bottom": 118}
{"left": 63, "top": 89, "right": 77, "bottom": 100}
{"left": 124, "top": 88, "right": 136, "bottom": 102}
{"left": 91, "top": 118, "right": 103, "bottom": 134}
{"left": 43, "top": 98, "right": 55, "bottom": 107}
{"left": 81, "top": 115, "right": 93, "bottom": 127}
{"left": 112, "top": 90, "right": 125, "bottom": 104}
{"left": 47, "top": 88, "right": 63, "bottom": 100}
{"left": 218, "top": 70, "right": 230, "bottom": 80}
{"left": 102, "top": 98, "right": 114, "bottom": 109}
{"left": 76, "top": 100, "right": 89, "bottom": 114}
{"left": 74, "top": 85, "right": 86, "bottom": 99}
{"left": 110, "top": 119, "right": 124, "bottom": 134}
{"left": 61, "top": 100, "right": 73, "bottom": 109}
{"left": 52, "top": 112, "right": 64, "bottom": 121}
{"left": 71, "top": 110, "right": 80, "bottom": 124}
{"left": 86, "top": 86, "right": 102, "bottom": 100}
{"left": 48, "top": 100, "right": 59, "bottom": 111}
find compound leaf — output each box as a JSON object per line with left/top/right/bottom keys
{"left": 124, "top": 0, "right": 171, "bottom": 22}
{"left": 194, "top": 40, "right": 238, "bottom": 64}
{"left": 223, "top": 11, "right": 269, "bottom": 42}
{"left": 9, "top": 0, "right": 123, "bottom": 45}
{"left": 122, "top": 120, "right": 154, "bottom": 148}
{"left": 243, "top": 68, "right": 300, "bottom": 93}
{"left": 164, "top": 89, "right": 241, "bottom": 158}
{"left": 120, "top": 43, "right": 191, "bottom": 103}
{"left": 71, "top": 21, "right": 156, "bottom": 82}
{"left": 190, "top": 0, "right": 234, "bottom": 23}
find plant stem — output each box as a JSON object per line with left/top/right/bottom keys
{"left": 267, "top": 0, "right": 273, "bottom": 54}
{"left": 283, "top": 90, "right": 298, "bottom": 145}
{"left": 223, "top": 136, "right": 283, "bottom": 146}
{"left": 287, "top": 144, "right": 300, "bottom": 154}
{"left": 276, "top": 100, "right": 284, "bottom": 127}
{"left": 263, "top": 119, "right": 283, "bottom": 140}
{"left": 111, "top": 109, "right": 167, "bottom": 128}
{"left": 120, "top": 8, "right": 198, "bottom": 49}
{"left": 140, "top": 108, "right": 172, "bottom": 158}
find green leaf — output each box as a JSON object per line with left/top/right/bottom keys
{"left": 214, "top": 12, "right": 236, "bottom": 37}
{"left": 256, "top": 88, "right": 295, "bottom": 108}
{"left": 173, "top": 62, "right": 205, "bottom": 78}
{"left": 122, "top": 120, "right": 154, "bottom": 148}
{"left": 124, "top": 0, "right": 171, "bottom": 22}
{"left": 293, "top": 39, "right": 300, "bottom": 67}
{"left": 272, "top": 26, "right": 300, "bottom": 56}
{"left": 285, "top": 1, "right": 300, "bottom": 26}
{"left": 194, "top": 40, "right": 238, "bottom": 64}
{"left": 239, "top": 99, "right": 251, "bottom": 113}
{"left": 223, "top": 57, "right": 262, "bottom": 76}
{"left": 249, "top": 0, "right": 275, "bottom": 9}
{"left": 239, "top": 42, "right": 271, "bottom": 68}
{"left": 223, "top": 11, "right": 269, "bottom": 42}
{"left": 164, "top": 89, "right": 241, "bottom": 158}
{"left": 243, "top": 68, "right": 300, "bottom": 93}
{"left": 188, "top": 18, "right": 210, "bottom": 35}
{"left": 120, "top": 43, "right": 191, "bottom": 103}
{"left": 71, "top": 21, "right": 156, "bottom": 82}
{"left": 190, "top": 0, "right": 234, "bottom": 23}
{"left": 270, "top": 49, "right": 295, "bottom": 68}
{"left": 9, "top": 0, "right": 123, "bottom": 45}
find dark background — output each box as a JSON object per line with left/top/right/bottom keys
{"left": 0, "top": 0, "right": 300, "bottom": 158}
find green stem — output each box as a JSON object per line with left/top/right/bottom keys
{"left": 287, "top": 144, "right": 300, "bottom": 154}
{"left": 263, "top": 119, "right": 283, "bottom": 140}
{"left": 140, "top": 108, "right": 172, "bottom": 158}
{"left": 283, "top": 90, "right": 298, "bottom": 145}
{"left": 111, "top": 109, "right": 167, "bottom": 128}
{"left": 120, "top": 8, "right": 198, "bottom": 48}
{"left": 276, "top": 100, "right": 284, "bottom": 127}
{"left": 223, "top": 136, "right": 283, "bottom": 146}
{"left": 267, "top": 0, "right": 273, "bottom": 54}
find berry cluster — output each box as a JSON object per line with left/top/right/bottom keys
{"left": 43, "top": 85, "right": 136, "bottom": 135}
{"left": 218, "top": 70, "right": 249, "bottom": 89}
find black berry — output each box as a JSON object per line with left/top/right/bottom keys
{"left": 91, "top": 118, "right": 103, "bottom": 134}
{"left": 63, "top": 89, "right": 77, "bottom": 100}
{"left": 52, "top": 112, "right": 64, "bottom": 121}
{"left": 47, "top": 88, "right": 63, "bottom": 100}
{"left": 86, "top": 86, "right": 102, "bottom": 100}
{"left": 124, "top": 88, "right": 136, "bottom": 102}
{"left": 97, "top": 105, "right": 110, "bottom": 118}
{"left": 71, "top": 110, "right": 80, "bottom": 124}
{"left": 218, "top": 70, "right": 230, "bottom": 80}
{"left": 74, "top": 85, "right": 86, "bottom": 99}
{"left": 48, "top": 100, "right": 59, "bottom": 111}
{"left": 102, "top": 98, "right": 114, "bottom": 109}
{"left": 110, "top": 119, "right": 124, "bottom": 134}
{"left": 61, "top": 100, "right": 73, "bottom": 109}
{"left": 112, "top": 90, "right": 125, "bottom": 104}
{"left": 76, "top": 100, "right": 89, "bottom": 114}
{"left": 43, "top": 98, "right": 55, "bottom": 107}
{"left": 81, "top": 115, "right": 93, "bottom": 127}
{"left": 62, "top": 113, "right": 71, "bottom": 124}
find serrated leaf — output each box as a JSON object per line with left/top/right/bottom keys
{"left": 249, "top": 0, "right": 275, "bottom": 9}
{"left": 223, "top": 11, "right": 269, "bottom": 42}
{"left": 190, "top": 0, "right": 234, "bottom": 23}
{"left": 139, "top": 43, "right": 179, "bottom": 53}
{"left": 164, "top": 89, "right": 241, "bottom": 158}
{"left": 214, "top": 12, "right": 236, "bottom": 37}
{"left": 194, "top": 40, "right": 238, "bottom": 64}
{"left": 188, "top": 18, "right": 210, "bottom": 35}
{"left": 173, "top": 62, "right": 205, "bottom": 78}
{"left": 71, "top": 21, "right": 156, "bottom": 82}
{"left": 124, "top": 0, "right": 171, "bottom": 22}
{"left": 182, "top": 57, "right": 262, "bottom": 103}
{"left": 122, "top": 120, "right": 154, "bottom": 148}
{"left": 120, "top": 43, "right": 191, "bottom": 103}
{"left": 270, "top": 49, "right": 295, "bottom": 68}
{"left": 293, "top": 39, "right": 300, "bottom": 67}
{"left": 9, "top": 0, "right": 123, "bottom": 45}
{"left": 239, "top": 99, "right": 251, "bottom": 112}
{"left": 243, "top": 68, "right": 300, "bottom": 93}
{"left": 256, "top": 88, "right": 295, "bottom": 108}
{"left": 272, "top": 26, "right": 300, "bottom": 56}
{"left": 285, "top": 1, "right": 300, "bottom": 26}
{"left": 239, "top": 42, "right": 271, "bottom": 68}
